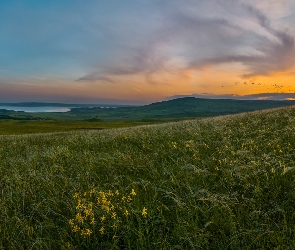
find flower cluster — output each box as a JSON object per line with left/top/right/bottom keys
{"left": 69, "top": 188, "right": 147, "bottom": 238}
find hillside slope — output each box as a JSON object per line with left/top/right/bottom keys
{"left": 0, "top": 107, "right": 295, "bottom": 249}
{"left": 69, "top": 97, "right": 295, "bottom": 119}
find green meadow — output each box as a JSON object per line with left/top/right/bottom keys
{"left": 1, "top": 107, "right": 295, "bottom": 249}
{"left": 0, "top": 120, "right": 162, "bottom": 135}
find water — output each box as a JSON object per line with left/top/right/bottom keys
{"left": 0, "top": 106, "right": 71, "bottom": 113}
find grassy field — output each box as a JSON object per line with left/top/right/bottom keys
{"left": 0, "top": 107, "right": 295, "bottom": 249}
{"left": 0, "top": 120, "right": 165, "bottom": 135}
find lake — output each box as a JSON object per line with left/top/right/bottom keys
{"left": 0, "top": 106, "right": 71, "bottom": 113}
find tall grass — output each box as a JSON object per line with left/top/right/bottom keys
{"left": 0, "top": 107, "right": 295, "bottom": 249}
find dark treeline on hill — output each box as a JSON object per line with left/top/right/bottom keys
{"left": 70, "top": 97, "right": 295, "bottom": 120}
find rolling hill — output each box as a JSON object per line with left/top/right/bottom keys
{"left": 0, "top": 106, "right": 295, "bottom": 249}
{"left": 69, "top": 97, "right": 295, "bottom": 119}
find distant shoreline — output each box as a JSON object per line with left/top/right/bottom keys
{"left": 0, "top": 106, "right": 71, "bottom": 113}
{"left": 0, "top": 103, "right": 134, "bottom": 113}
{"left": 0, "top": 102, "right": 134, "bottom": 108}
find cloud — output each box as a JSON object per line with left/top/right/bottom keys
{"left": 190, "top": 1, "right": 295, "bottom": 77}
{"left": 3, "top": 0, "right": 293, "bottom": 93}
{"left": 76, "top": 0, "right": 295, "bottom": 84}
{"left": 77, "top": 5, "right": 245, "bottom": 82}
{"left": 77, "top": 74, "right": 115, "bottom": 83}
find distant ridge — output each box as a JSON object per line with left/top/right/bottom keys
{"left": 69, "top": 97, "right": 295, "bottom": 120}
{"left": 146, "top": 97, "right": 295, "bottom": 110}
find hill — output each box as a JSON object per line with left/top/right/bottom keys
{"left": 1, "top": 98, "right": 295, "bottom": 123}
{"left": 69, "top": 97, "right": 295, "bottom": 120}
{"left": 1, "top": 106, "right": 295, "bottom": 248}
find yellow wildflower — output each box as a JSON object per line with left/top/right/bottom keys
{"left": 102, "top": 204, "right": 110, "bottom": 212}
{"left": 66, "top": 242, "right": 72, "bottom": 248}
{"left": 99, "top": 227, "right": 105, "bottom": 234}
{"left": 131, "top": 189, "right": 136, "bottom": 196}
{"left": 111, "top": 212, "right": 117, "bottom": 219}
{"left": 85, "top": 208, "right": 93, "bottom": 217}
{"left": 81, "top": 228, "right": 92, "bottom": 237}
{"left": 76, "top": 200, "right": 83, "bottom": 209}
{"left": 98, "top": 191, "right": 106, "bottom": 198}
{"left": 89, "top": 189, "right": 96, "bottom": 196}
{"left": 90, "top": 217, "right": 96, "bottom": 225}
{"left": 142, "top": 207, "right": 148, "bottom": 217}
{"left": 75, "top": 213, "right": 84, "bottom": 223}
{"left": 101, "top": 215, "right": 106, "bottom": 222}
{"left": 124, "top": 210, "right": 129, "bottom": 216}
{"left": 72, "top": 225, "right": 80, "bottom": 232}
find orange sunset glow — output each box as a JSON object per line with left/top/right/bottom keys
{"left": 0, "top": 0, "right": 294, "bottom": 104}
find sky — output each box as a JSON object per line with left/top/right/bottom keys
{"left": 0, "top": 0, "right": 295, "bottom": 104}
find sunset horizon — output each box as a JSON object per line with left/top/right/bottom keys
{"left": 1, "top": 0, "right": 294, "bottom": 104}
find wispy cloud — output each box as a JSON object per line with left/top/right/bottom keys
{"left": 191, "top": 1, "right": 295, "bottom": 77}
{"left": 77, "top": 0, "right": 295, "bottom": 83}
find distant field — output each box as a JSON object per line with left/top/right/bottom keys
{"left": 0, "top": 107, "right": 295, "bottom": 249}
{"left": 0, "top": 120, "right": 163, "bottom": 135}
